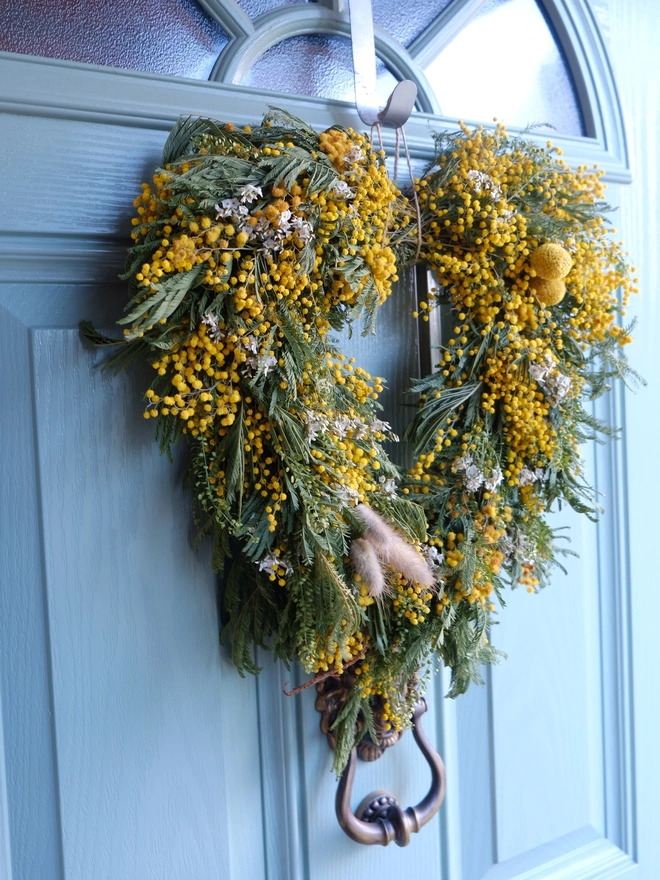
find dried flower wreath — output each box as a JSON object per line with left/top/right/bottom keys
{"left": 82, "top": 110, "right": 639, "bottom": 772}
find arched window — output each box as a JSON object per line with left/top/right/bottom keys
{"left": 0, "top": 0, "right": 628, "bottom": 176}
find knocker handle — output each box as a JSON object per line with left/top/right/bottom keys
{"left": 335, "top": 699, "right": 446, "bottom": 847}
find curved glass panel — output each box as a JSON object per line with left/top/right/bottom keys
{"left": 372, "top": 0, "right": 453, "bottom": 47}
{"left": 422, "top": 0, "right": 585, "bottom": 135}
{"left": 234, "top": 0, "right": 452, "bottom": 46}
{"left": 243, "top": 34, "right": 399, "bottom": 104}
{"left": 235, "top": 0, "right": 306, "bottom": 18}
{"left": 0, "top": 0, "right": 228, "bottom": 80}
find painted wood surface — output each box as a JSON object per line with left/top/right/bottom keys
{"left": 607, "top": 0, "right": 660, "bottom": 875}
{"left": 0, "top": 1, "right": 658, "bottom": 874}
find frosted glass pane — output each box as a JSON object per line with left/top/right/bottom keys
{"left": 372, "top": 0, "right": 453, "bottom": 47}
{"left": 243, "top": 34, "right": 399, "bottom": 104}
{"left": 0, "top": 0, "right": 228, "bottom": 80}
{"left": 234, "top": 0, "right": 451, "bottom": 46}
{"left": 423, "top": 0, "right": 584, "bottom": 135}
{"left": 235, "top": 0, "right": 305, "bottom": 18}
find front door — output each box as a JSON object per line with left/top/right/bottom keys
{"left": 1, "top": 1, "right": 658, "bottom": 877}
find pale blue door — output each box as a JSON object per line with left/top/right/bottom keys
{"left": 1, "top": 1, "right": 659, "bottom": 878}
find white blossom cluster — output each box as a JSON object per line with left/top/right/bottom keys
{"left": 214, "top": 184, "right": 313, "bottom": 254}
{"left": 344, "top": 145, "right": 365, "bottom": 165}
{"left": 257, "top": 553, "right": 293, "bottom": 575}
{"left": 238, "top": 334, "right": 276, "bottom": 377}
{"left": 304, "top": 412, "right": 327, "bottom": 443}
{"left": 467, "top": 169, "right": 503, "bottom": 202}
{"left": 377, "top": 476, "right": 398, "bottom": 497}
{"left": 502, "top": 529, "right": 535, "bottom": 566}
{"left": 497, "top": 208, "right": 515, "bottom": 225}
{"left": 371, "top": 418, "right": 395, "bottom": 436}
{"left": 304, "top": 411, "right": 395, "bottom": 444}
{"left": 453, "top": 453, "right": 503, "bottom": 492}
{"left": 329, "top": 180, "right": 355, "bottom": 199}
{"left": 421, "top": 544, "right": 444, "bottom": 570}
{"left": 529, "top": 354, "right": 571, "bottom": 407}
{"left": 201, "top": 315, "right": 276, "bottom": 377}
{"left": 518, "top": 466, "right": 545, "bottom": 487}
{"left": 332, "top": 482, "right": 360, "bottom": 504}
{"left": 201, "top": 312, "right": 222, "bottom": 340}
{"left": 243, "top": 353, "right": 277, "bottom": 377}
{"left": 528, "top": 354, "right": 554, "bottom": 383}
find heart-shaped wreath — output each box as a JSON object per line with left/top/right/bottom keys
{"left": 82, "top": 108, "right": 639, "bottom": 772}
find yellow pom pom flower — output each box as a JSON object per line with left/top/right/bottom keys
{"left": 530, "top": 243, "right": 573, "bottom": 280}
{"left": 531, "top": 277, "right": 566, "bottom": 305}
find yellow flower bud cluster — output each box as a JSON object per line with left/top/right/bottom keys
{"left": 318, "top": 128, "right": 358, "bottom": 170}
{"left": 304, "top": 625, "right": 366, "bottom": 676}
{"left": 405, "top": 120, "right": 638, "bottom": 622}
{"left": 143, "top": 322, "right": 243, "bottom": 435}
{"left": 110, "top": 112, "right": 433, "bottom": 735}
{"left": 352, "top": 661, "right": 417, "bottom": 734}
{"left": 391, "top": 574, "right": 433, "bottom": 626}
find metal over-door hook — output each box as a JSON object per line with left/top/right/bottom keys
{"left": 347, "top": 0, "right": 417, "bottom": 128}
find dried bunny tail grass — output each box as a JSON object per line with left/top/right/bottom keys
{"left": 355, "top": 504, "right": 434, "bottom": 589}
{"left": 350, "top": 537, "right": 386, "bottom": 598}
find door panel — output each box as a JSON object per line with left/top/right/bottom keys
{"left": 33, "top": 328, "right": 238, "bottom": 880}
{"left": 2, "top": 285, "right": 267, "bottom": 880}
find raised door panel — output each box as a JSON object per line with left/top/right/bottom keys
{"left": 440, "top": 358, "right": 636, "bottom": 878}
{"left": 1, "top": 283, "right": 267, "bottom": 880}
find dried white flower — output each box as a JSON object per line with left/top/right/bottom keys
{"left": 239, "top": 184, "right": 262, "bottom": 203}
{"left": 214, "top": 198, "right": 238, "bottom": 218}
{"left": 332, "top": 415, "right": 352, "bottom": 439}
{"left": 530, "top": 354, "right": 571, "bottom": 406}
{"left": 330, "top": 180, "right": 355, "bottom": 199}
{"left": 421, "top": 545, "right": 444, "bottom": 569}
{"left": 333, "top": 482, "right": 360, "bottom": 504}
{"left": 464, "top": 464, "right": 485, "bottom": 492}
{"left": 201, "top": 312, "right": 219, "bottom": 334}
{"left": 345, "top": 145, "right": 364, "bottom": 164}
{"left": 467, "top": 169, "right": 502, "bottom": 201}
{"left": 378, "top": 476, "right": 398, "bottom": 498}
{"left": 253, "top": 216, "right": 270, "bottom": 235}
{"left": 275, "top": 209, "right": 292, "bottom": 231}
{"left": 240, "top": 335, "right": 258, "bottom": 354}
{"left": 289, "top": 215, "right": 314, "bottom": 242}
{"left": 544, "top": 372, "right": 571, "bottom": 406}
{"left": 502, "top": 528, "right": 534, "bottom": 564}
{"left": 305, "top": 412, "right": 328, "bottom": 442}
{"left": 453, "top": 453, "right": 474, "bottom": 472}
{"left": 529, "top": 353, "right": 555, "bottom": 383}
{"left": 216, "top": 198, "right": 248, "bottom": 219}
{"left": 258, "top": 553, "right": 293, "bottom": 575}
{"left": 518, "top": 467, "right": 545, "bottom": 487}
{"left": 243, "top": 353, "right": 277, "bottom": 377}
{"left": 496, "top": 209, "right": 514, "bottom": 225}
{"left": 261, "top": 234, "right": 284, "bottom": 253}
{"left": 371, "top": 419, "right": 394, "bottom": 436}
{"left": 484, "top": 466, "right": 504, "bottom": 491}
{"left": 261, "top": 355, "right": 277, "bottom": 376}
